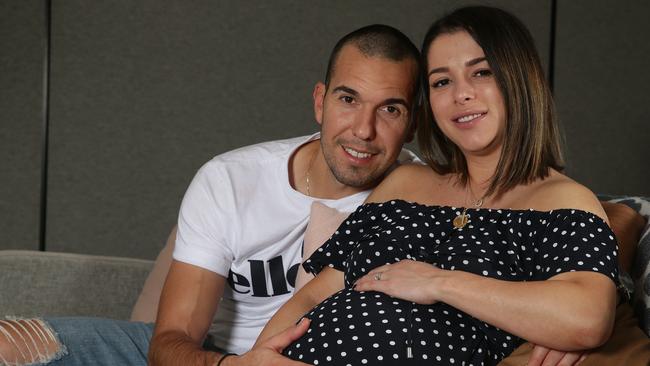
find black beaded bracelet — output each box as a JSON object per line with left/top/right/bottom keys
{"left": 216, "top": 353, "right": 236, "bottom": 366}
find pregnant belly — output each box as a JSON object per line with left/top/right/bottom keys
{"left": 282, "top": 288, "right": 508, "bottom": 366}
{"left": 283, "top": 288, "right": 414, "bottom": 365}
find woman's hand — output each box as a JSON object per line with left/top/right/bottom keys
{"left": 353, "top": 260, "right": 445, "bottom": 304}
{"left": 528, "top": 344, "right": 587, "bottom": 366}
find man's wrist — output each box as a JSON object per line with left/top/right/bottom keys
{"left": 215, "top": 352, "right": 237, "bottom": 366}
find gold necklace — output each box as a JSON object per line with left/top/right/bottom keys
{"left": 452, "top": 185, "right": 486, "bottom": 229}
{"left": 304, "top": 150, "right": 317, "bottom": 196}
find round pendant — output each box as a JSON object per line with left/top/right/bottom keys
{"left": 453, "top": 214, "right": 468, "bottom": 229}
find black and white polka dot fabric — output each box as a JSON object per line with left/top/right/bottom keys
{"left": 282, "top": 200, "right": 619, "bottom": 366}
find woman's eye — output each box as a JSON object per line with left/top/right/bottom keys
{"left": 474, "top": 69, "right": 493, "bottom": 77}
{"left": 431, "top": 79, "right": 449, "bottom": 88}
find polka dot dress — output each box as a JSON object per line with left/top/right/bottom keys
{"left": 282, "top": 200, "right": 619, "bottom": 366}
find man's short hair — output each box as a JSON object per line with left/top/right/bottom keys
{"left": 324, "top": 24, "right": 421, "bottom": 89}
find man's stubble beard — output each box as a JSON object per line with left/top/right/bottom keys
{"left": 320, "top": 139, "right": 384, "bottom": 190}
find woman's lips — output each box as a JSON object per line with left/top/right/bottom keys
{"left": 453, "top": 112, "right": 486, "bottom": 123}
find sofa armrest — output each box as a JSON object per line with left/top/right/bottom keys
{"left": 0, "top": 250, "right": 153, "bottom": 320}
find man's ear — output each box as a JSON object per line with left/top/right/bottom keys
{"left": 313, "top": 82, "right": 326, "bottom": 126}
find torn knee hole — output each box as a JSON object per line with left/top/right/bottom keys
{"left": 0, "top": 318, "right": 63, "bottom": 365}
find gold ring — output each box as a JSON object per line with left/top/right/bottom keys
{"left": 374, "top": 272, "right": 382, "bottom": 281}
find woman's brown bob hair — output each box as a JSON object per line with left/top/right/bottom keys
{"left": 418, "top": 6, "right": 564, "bottom": 198}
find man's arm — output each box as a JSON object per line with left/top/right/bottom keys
{"left": 148, "top": 260, "right": 312, "bottom": 366}
{"left": 149, "top": 260, "right": 224, "bottom": 365}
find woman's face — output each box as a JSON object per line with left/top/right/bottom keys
{"left": 426, "top": 30, "right": 506, "bottom": 159}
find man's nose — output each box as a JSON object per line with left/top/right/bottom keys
{"left": 352, "top": 107, "right": 376, "bottom": 141}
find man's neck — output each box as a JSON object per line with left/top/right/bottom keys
{"left": 290, "top": 140, "right": 369, "bottom": 200}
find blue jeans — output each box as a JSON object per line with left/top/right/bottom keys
{"left": 42, "top": 317, "right": 153, "bottom": 366}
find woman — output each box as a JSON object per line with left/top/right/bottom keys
{"left": 256, "top": 6, "right": 618, "bottom": 365}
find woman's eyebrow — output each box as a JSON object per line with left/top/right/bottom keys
{"left": 428, "top": 57, "right": 488, "bottom": 77}
{"left": 466, "top": 57, "right": 487, "bottom": 67}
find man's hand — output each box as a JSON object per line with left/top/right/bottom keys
{"left": 223, "top": 318, "right": 312, "bottom": 366}
{"left": 528, "top": 344, "right": 587, "bottom": 366}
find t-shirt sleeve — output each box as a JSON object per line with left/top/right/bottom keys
{"left": 173, "top": 164, "right": 235, "bottom": 277}
{"left": 531, "top": 210, "right": 619, "bottom": 283}
{"left": 303, "top": 205, "right": 370, "bottom": 275}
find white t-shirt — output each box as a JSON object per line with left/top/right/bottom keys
{"left": 173, "top": 133, "right": 417, "bottom": 354}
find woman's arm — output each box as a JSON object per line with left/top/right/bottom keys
{"left": 355, "top": 261, "right": 616, "bottom": 351}
{"left": 436, "top": 267, "right": 616, "bottom": 350}
{"left": 256, "top": 266, "right": 345, "bottom": 345}
{"left": 356, "top": 175, "right": 618, "bottom": 351}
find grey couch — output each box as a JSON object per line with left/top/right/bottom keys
{"left": 0, "top": 250, "right": 152, "bottom": 320}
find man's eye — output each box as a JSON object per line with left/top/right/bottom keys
{"left": 380, "top": 105, "right": 404, "bottom": 118}
{"left": 340, "top": 96, "right": 354, "bottom": 103}
{"left": 431, "top": 79, "right": 450, "bottom": 88}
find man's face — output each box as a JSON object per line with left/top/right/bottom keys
{"left": 314, "top": 44, "right": 417, "bottom": 189}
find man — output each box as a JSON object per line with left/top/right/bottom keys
{"left": 148, "top": 24, "right": 422, "bottom": 365}
{"left": 0, "top": 24, "right": 420, "bottom": 366}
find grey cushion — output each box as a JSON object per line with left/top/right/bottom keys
{"left": 0, "top": 250, "right": 153, "bottom": 320}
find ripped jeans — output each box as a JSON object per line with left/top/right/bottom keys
{"left": 0, "top": 317, "right": 153, "bottom": 365}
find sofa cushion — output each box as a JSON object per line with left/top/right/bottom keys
{"left": 130, "top": 227, "right": 176, "bottom": 322}
{"left": 602, "top": 196, "right": 650, "bottom": 335}
{"left": 294, "top": 202, "right": 350, "bottom": 291}
{"left": 0, "top": 250, "right": 152, "bottom": 320}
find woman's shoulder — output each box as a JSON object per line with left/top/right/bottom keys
{"left": 367, "top": 163, "right": 444, "bottom": 203}
{"left": 521, "top": 170, "right": 608, "bottom": 223}
{"left": 389, "top": 162, "right": 436, "bottom": 179}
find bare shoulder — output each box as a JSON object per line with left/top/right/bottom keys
{"left": 366, "top": 163, "right": 439, "bottom": 203}
{"left": 523, "top": 171, "right": 608, "bottom": 223}
{"left": 388, "top": 163, "right": 434, "bottom": 182}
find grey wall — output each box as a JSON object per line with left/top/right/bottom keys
{"left": 554, "top": 0, "right": 650, "bottom": 196}
{"left": 2, "top": 0, "right": 645, "bottom": 259}
{"left": 0, "top": 0, "right": 46, "bottom": 251}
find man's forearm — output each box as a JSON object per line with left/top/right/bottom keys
{"left": 148, "top": 330, "right": 221, "bottom": 366}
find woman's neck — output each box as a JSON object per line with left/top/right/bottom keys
{"left": 463, "top": 150, "right": 500, "bottom": 196}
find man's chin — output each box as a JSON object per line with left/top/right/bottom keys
{"left": 333, "top": 171, "right": 382, "bottom": 190}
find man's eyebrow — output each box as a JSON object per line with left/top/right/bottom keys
{"left": 331, "top": 85, "right": 359, "bottom": 96}
{"left": 332, "top": 85, "right": 408, "bottom": 106}
{"left": 384, "top": 98, "right": 409, "bottom": 107}
{"left": 428, "top": 57, "right": 488, "bottom": 77}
